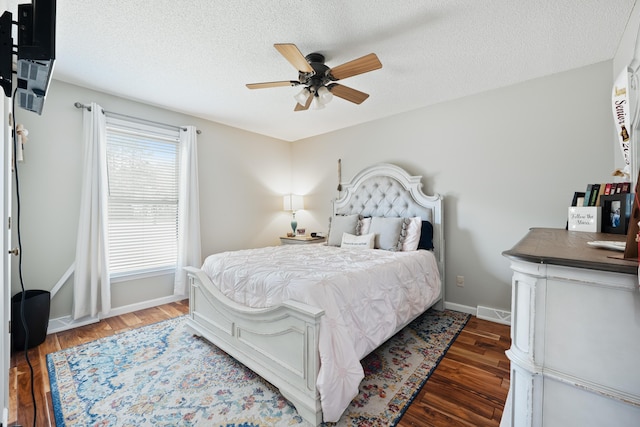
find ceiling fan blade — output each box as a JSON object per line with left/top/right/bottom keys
{"left": 328, "top": 53, "right": 382, "bottom": 80}
{"left": 294, "top": 93, "right": 313, "bottom": 111}
{"left": 246, "top": 81, "right": 299, "bottom": 89}
{"left": 274, "top": 43, "right": 314, "bottom": 73}
{"left": 328, "top": 83, "right": 370, "bottom": 104}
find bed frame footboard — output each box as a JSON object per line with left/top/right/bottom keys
{"left": 184, "top": 267, "right": 325, "bottom": 426}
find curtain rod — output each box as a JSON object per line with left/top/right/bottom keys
{"left": 73, "top": 102, "right": 201, "bottom": 134}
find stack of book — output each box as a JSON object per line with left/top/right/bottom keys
{"left": 582, "top": 182, "right": 630, "bottom": 207}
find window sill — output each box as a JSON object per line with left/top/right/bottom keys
{"left": 110, "top": 267, "right": 175, "bottom": 283}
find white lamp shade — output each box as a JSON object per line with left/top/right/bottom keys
{"left": 294, "top": 88, "right": 311, "bottom": 105}
{"left": 311, "top": 96, "right": 325, "bottom": 110}
{"left": 283, "top": 194, "right": 304, "bottom": 211}
{"left": 317, "top": 86, "right": 333, "bottom": 104}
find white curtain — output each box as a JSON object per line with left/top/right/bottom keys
{"left": 175, "top": 125, "right": 201, "bottom": 295}
{"left": 72, "top": 102, "right": 111, "bottom": 320}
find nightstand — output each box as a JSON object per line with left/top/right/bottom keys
{"left": 279, "top": 235, "right": 327, "bottom": 245}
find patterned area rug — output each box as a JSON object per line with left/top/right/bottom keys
{"left": 48, "top": 309, "right": 469, "bottom": 426}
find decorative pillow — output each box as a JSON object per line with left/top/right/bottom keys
{"left": 401, "top": 217, "right": 422, "bottom": 251}
{"left": 369, "top": 217, "right": 405, "bottom": 251}
{"left": 358, "top": 217, "right": 371, "bottom": 235}
{"left": 327, "top": 214, "right": 359, "bottom": 246}
{"left": 417, "top": 220, "right": 434, "bottom": 250}
{"left": 341, "top": 232, "right": 375, "bottom": 249}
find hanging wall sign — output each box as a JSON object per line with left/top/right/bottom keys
{"left": 612, "top": 69, "right": 632, "bottom": 179}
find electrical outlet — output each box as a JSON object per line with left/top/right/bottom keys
{"left": 456, "top": 275, "right": 464, "bottom": 287}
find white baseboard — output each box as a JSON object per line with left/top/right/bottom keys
{"left": 106, "top": 294, "right": 186, "bottom": 318}
{"left": 476, "top": 305, "right": 511, "bottom": 325}
{"left": 445, "top": 302, "right": 512, "bottom": 326}
{"left": 48, "top": 294, "right": 187, "bottom": 334}
{"left": 48, "top": 315, "right": 100, "bottom": 334}
{"left": 444, "top": 302, "right": 476, "bottom": 315}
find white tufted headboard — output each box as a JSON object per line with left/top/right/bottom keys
{"left": 333, "top": 163, "right": 445, "bottom": 301}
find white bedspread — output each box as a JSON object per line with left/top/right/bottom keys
{"left": 200, "top": 244, "right": 441, "bottom": 422}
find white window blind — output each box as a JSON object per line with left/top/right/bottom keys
{"left": 105, "top": 117, "right": 180, "bottom": 277}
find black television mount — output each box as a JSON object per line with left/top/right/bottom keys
{"left": 0, "top": 0, "right": 56, "bottom": 115}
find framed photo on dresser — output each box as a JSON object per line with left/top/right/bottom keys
{"left": 601, "top": 193, "right": 634, "bottom": 234}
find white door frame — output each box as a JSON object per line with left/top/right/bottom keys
{"left": 1, "top": 77, "right": 11, "bottom": 426}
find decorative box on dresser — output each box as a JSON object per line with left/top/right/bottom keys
{"left": 501, "top": 228, "right": 640, "bottom": 427}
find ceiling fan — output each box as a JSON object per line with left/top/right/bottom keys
{"left": 246, "top": 43, "right": 382, "bottom": 111}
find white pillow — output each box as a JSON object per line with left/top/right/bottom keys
{"left": 401, "top": 217, "right": 422, "bottom": 251}
{"left": 327, "top": 214, "right": 359, "bottom": 246}
{"left": 369, "top": 217, "right": 405, "bottom": 251}
{"left": 341, "top": 232, "right": 375, "bottom": 249}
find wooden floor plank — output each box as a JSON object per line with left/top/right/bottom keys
{"left": 444, "top": 346, "right": 510, "bottom": 378}
{"left": 421, "top": 380, "right": 498, "bottom": 419}
{"left": 431, "top": 358, "right": 503, "bottom": 387}
{"left": 400, "top": 405, "right": 477, "bottom": 427}
{"left": 102, "top": 314, "right": 131, "bottom": 333}
{"left": 133, "top": 306, "right": 172, "bottom": 325}
{"left": 119, "top": 311, "right": 144, "bottom": 327}
{"left": 9, "top": 303, "right": 510, "bottom": 427}
{"left": 426, "top": 369, "right": 508, "bottom": 409}
{"left": 158, "top": 300, "right": 189, "bottom": 318}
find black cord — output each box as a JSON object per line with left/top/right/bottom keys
{"left": 11, "top": 88, "right": 37, "bottom": 427}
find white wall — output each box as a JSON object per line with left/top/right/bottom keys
{"left": 12, "top": 79, "right": 292, "bottom": 319}
{"left": 613, "top": 1, "right": 640, "bottom": 88}
{"left": 613, "top": 1, "right": 640, "bottom": 187}
{"left": 291, "top": 61, "right": 615, "bottom": 312}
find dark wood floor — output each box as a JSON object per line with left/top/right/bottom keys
{"left": 9, "top": 301, "right": 510, "bottom": 427}
{"left": 398, "top": 316, "right": 511, "bottom": 426}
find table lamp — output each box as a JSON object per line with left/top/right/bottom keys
{"left": 283, "top": 194, "right": 304, "bottom": 235}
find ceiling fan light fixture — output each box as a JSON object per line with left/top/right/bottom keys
{"left": 294, "top": 87, "right": 311, "bottom": 104}
{"left": 248, "top": 43, "right": 382, "bottom": 111}
{"left": 317, "top": 85, "right": 333, "bottom": 104}
{"left": 311, "top": 95, "right": 325, "bottom": 110}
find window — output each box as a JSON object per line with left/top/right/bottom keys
{"left": 105, "top": 117, "right": 180, "bottom": 278}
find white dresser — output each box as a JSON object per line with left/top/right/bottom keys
{"left": 501, "top": 228, "right": 640, "bottom": 427}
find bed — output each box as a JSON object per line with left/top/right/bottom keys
{"left": 184, "top": 162, "right": 445, "bottom": 425}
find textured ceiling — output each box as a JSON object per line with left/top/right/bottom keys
{"left": 36, "top": 0, "right": 639, "bottom": 140}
